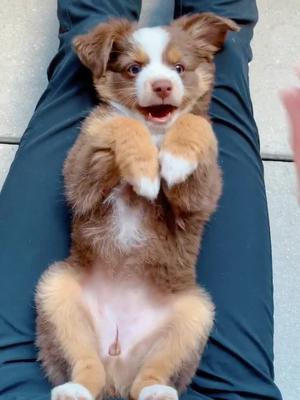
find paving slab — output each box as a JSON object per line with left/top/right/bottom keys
{"left": 0, "top": 144, "right": 17, "bottom": 190}
{"left": 250, "top": 0, "right": 300, "bottom": 158}
{"left": 0, "top": 0, "right": 59, "bottom": 140}
{"left": 264, "top": 161, "right": 300, "bottom": 400}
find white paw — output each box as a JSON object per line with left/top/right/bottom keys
{"left": 139, "top": 384, "right": 178, "bottom": 400}
{"left": 159, "top": 151, "right": 197, "bottom": 187}
{"left": 51, "top": 382, "right": 94, "bottom": 400}
{"left": 133, "top": 177, "right": 160, "bottom": 200}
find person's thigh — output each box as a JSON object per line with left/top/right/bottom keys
{"left": 175, "top": 1, "right": 282, "bottom": 399}
{"left": 0, "top": 1, "right": 141, "bottom": 398}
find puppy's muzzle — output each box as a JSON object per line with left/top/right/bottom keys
{"left": 152, "top": 79, "right": 173, "bottom": 100}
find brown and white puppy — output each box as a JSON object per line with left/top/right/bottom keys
{"left": 36, "top": 14, "right": 238, "bottom": 400}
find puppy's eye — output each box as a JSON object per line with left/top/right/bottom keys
{"left": 175, "top": 64, "right": 185, "bottom": 74}
{"left": 127, "top": 64, "right": 142, "bottom": 76}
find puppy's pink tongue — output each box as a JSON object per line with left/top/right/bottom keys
{"left": 148, "top": 112, "right": 171, "bottom": 123}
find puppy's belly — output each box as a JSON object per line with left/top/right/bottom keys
{"left": 82, "top": 268, "right": 172, "bottom": 360}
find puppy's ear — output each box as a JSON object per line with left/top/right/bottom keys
{"left": 73, "top": 19, "right": 134, "bottom": 78}
{"left": 173, "top": 12, "right": 239, "bottom": 56}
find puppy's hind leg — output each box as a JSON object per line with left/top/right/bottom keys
{"left": 36, "top": 262, "right": 105, "bottom": 400}
{"left": 130, "top": 290, "right": 214, "bottom": 400}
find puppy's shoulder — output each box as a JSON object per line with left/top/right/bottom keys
{"left": 79, "top": 104, "right": 120, "bottom": 144}
{"left": 82, "top": 103, "right": 114, "bottom": 128}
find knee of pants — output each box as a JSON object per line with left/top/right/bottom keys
{"left": 57, "top": 0, "right": 142, "bottom": 34}
{"left": 175, "top": 0, "right": 258, "bottom": 26}
{"left": 210, "top": 29, "right": 260, "bottom": 152}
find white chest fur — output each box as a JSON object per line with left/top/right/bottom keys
{"left": 105, "top": 187, "right": 146, "bottom": 250}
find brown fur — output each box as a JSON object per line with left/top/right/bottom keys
{"left": 170, "top": 12, "right": 239, "bottom": 57}
{"left": 164, "top": 45, "right": 183, "bottom": 65}
{"left": 73, "top": 19, "right": 136, "bottom": 78}
{"left": 36, "top": 13, "right": 237, "bottom": 400}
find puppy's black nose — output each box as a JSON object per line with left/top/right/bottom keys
{"left": 152, "top": 80, "right": 173, "bottom": 99}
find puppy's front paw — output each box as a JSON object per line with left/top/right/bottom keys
{"left": 159, "top": 151, "right": 197, "bottom": 188}
{"left": 51, "top": 382, "right": 94, "bottom": 400}
{"left": 132, "top": 176, "right": 160, "bottom": 201}
{"left": 121, "top": 158, "right": 160, "bottom": 201}
{"left": 139, "top": 384, "right": 178, "bottom": 400}
{"left": 117, "top": 144, "right": 160, "bottom": 200}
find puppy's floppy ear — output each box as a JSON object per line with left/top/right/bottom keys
{"left": 73, "top": 19, "right": 134, "bottom": 78}
{"left": 173, "top": 12, "right": 239, "bottom": 56}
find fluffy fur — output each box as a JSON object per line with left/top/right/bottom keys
{"left": 35, "top": 13, "right": 238, "bottom": 400}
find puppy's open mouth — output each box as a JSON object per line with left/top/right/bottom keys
{"left": 138, "top": 105, "right": 177, "bottom": 124}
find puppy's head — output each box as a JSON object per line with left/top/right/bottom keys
{"left": 74, "top": 14, "right": 238, "bottom": 128}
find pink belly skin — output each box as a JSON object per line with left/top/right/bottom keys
{"left": 81, "top": 267, "right": 173, "bottom": 361}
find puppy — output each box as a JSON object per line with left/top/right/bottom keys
{"left": 36, "top": 13, "right": 238, "bottom": 400}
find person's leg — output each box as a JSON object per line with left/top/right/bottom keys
{"left": 0, "top": 1, "right": 141, "bottom": 399}
{"left": 174, "top": 1, "right": 282, "bottom": 399}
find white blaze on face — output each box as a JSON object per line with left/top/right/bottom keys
{"left": 132, "top": 27, "right": 184, "bottom": 107}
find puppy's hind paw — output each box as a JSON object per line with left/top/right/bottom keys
{"left": 139, "top": 384, "right": 178, "bottom": 400}
{"left": 51, "top": 382, "right": 94, "bottom": 400}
